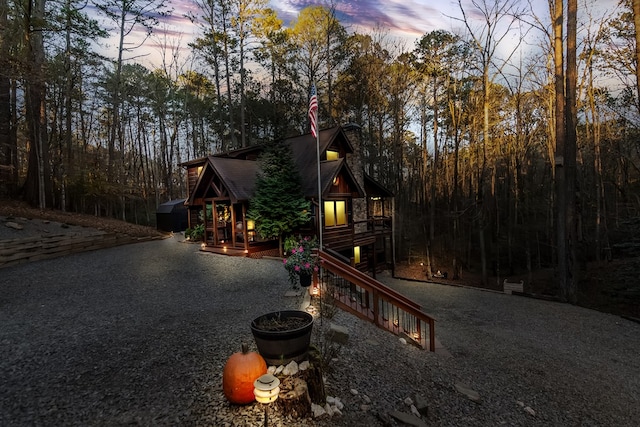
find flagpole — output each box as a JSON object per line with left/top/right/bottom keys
{"left": 314, "top": 83, "right": 323, "bottom": 251}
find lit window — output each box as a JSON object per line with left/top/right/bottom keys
{"left": 326, "top": 150, "right": 339, "bottom": 160}
{"left": 197, "top": 166, "right": 203, "bottom": 176}
{"left": 354, "top": 246, "right": 361, "bottom": 264}
{"left": 324, "top": 200, "right": 347, "bottom": 227}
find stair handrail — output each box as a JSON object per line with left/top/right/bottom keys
{"left": 316, "top": 249, "right": 436, "bottom": 351}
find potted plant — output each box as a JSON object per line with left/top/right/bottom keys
{"left": 283, "top": 235, "right": 318, "bottom": 287}
{"left": 250, "top": 310, "right": 314, "bottom": 366}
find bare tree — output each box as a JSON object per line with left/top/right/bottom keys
{"left": 455, "top": 0, "right": 526, "bottom": 286}
{"left": 96, "top": 0, "right": 168, "bottom": 218}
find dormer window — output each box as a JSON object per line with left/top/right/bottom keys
{"left": 326, "top": 150, "right": 339, "bottom": 161}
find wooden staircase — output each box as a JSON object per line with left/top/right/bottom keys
{"left": 316, "top": 249, "right": 436, "bottom": 351}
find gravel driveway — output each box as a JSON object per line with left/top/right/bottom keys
{"left": 1, "top": 236, "right": 638, "bottom": 426}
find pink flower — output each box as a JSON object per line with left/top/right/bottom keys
{"left": 282, "top": 259, "right": 287, "bottom": 264}
{"left": 298, "top": 246, "right": 304, "bottom": 253}
{"left": 294, "top": 265, "right": 300, "bottom": 272}
{"left": 304, "top": 262, "right": 310, "bottom": 269}
{"left": 291, "top": 247, "right": 297, "bottom": 254}
{"left": 313, "top": 266, "right": 319, "bottom": 272}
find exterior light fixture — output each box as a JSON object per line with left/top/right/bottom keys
{"left": 223, "top": 246, "right": 227, "bottom": 252}
{"left": 201, "top": 243, "right": 206, "bottom": 249}
{"left": 253, "top": 373, "right": 280, "bottom": 404}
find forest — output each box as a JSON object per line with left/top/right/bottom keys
{"left": 1, "top": 0, "right": 639, "bottom": 306}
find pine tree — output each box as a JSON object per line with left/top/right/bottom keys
{"left": 247, "top": 141, "right": 310, "bottom": 256}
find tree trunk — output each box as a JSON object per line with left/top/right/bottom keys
{"left": 552, "top": 0, "right": 567, "bottom": 301}
{"left": 0, "top": 0, "right": 16, "bottom": 197}
{"left": 23, "top": 0, "right": 50, "bottom": 209}
{"left": 565, "top": 0, "right": 578, "bottom": 304}
{"left": 633, "top": 0, "right": 640, "bottom": 113}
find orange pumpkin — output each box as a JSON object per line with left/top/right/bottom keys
{"left": 222, "top": 343, "right": 267, "bottom": 404}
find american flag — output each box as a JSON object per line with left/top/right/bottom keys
{"left": 308, "top": 84, "right": 318, "bottom": 138}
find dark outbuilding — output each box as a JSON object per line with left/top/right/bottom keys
{"left": 156, "top": 199, "right": 188, "bottom": 232}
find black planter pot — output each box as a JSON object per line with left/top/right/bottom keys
{"left": 299, "top": 273, "right": 312, "bottom": 287}
{"left": 250, "top": 310, "right": 314, "bottom": 366}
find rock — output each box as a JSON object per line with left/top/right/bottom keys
{"left": 274, "top": 365, "right": 284, "bottom": 375}
{"left": 332, "top": 406, "right": 343, "bottom": 416}
{"left": 350, "top": 388, "right": 359, "bottom": 395}
{"left": 399, "top": 338, "right": 407, "bottom": 345}
{"left": 5, "top": 221, "right": 23, "bottom": 230}
{"left": 311, "top": 403, "right": 326, "bottom": 418}
{"left": 284, "top": 290, "right": 302, "bottom": 297}
{"left": 413, "top": 394, "right": 429, "bottom": 416}
{"left": 410, "top": 404, "right": 421, "bottom": 418}
{"left": 299, "top": 360, "right": 310, "bottom": 371}
{"left": 360, "top": 404, "right": 370, "bottom": 411}
{"left": 389, "top": 410, "right": 428, "bottom": 427}
{"left": 455, "top": 382, "right": 481, "bottom": 403}
{"left": 324, "top": 403, "right": 334, "bottom": 416}
{"left": 282, "top": 360, "right": 299, "bottom": 376}
{"left": 334, "top": 398, "right": 344, "bottom": 410}
{"left": 267, "top": 366, "right": 276, "bottom": 374}
{"left": 524, "top": 406, "right": 536, "bottom": 416}
{"left": 327, "top": 323, "right": 349, "bottom": 344}
{"left": 404, "top": 397, "right": 413, "bottom": 406}
{"left": 362, "top": 394, "right": 371, "bottom": 404}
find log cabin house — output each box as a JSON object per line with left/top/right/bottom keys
{"left": 179, "top": 124, "right": 394, "bottom": 274}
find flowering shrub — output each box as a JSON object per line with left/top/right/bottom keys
{"left": 283, "top": 235, "right": 318, "bottom": 285}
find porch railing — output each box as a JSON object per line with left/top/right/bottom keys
{"left": 315, "top": 249, "right": 436, "bottom": 351}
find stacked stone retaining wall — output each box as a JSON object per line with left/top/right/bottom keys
{"left": 0, "top": 232, "right": 164, "bottom": 269}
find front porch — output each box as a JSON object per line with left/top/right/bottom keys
{"left": 200, "top": 240, "right": 280, "bottom": 259}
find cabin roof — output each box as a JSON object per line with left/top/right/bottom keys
{"left": 182, "top": 126, "right": 386, "bottom": 204}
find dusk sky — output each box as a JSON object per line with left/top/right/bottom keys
{"left": 91, "top": 0, "right": 619, "bottom": 69}
{"left": 93, "top": 0, "right": 476, "bottom": 68}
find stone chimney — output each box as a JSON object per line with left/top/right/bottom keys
{"left": 343, "top": 123, "right": 367, "bottom": 234}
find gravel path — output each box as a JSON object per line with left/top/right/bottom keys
{"left": 1, "top": 236, "right": 638, "bottom": 426}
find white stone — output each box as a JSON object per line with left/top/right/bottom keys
{"left": 360, "top": 404, "right": 370, "bottom": 411}
{"left": 267, "top": 366, "right": 276, "bottom": 374}
{"left": 299, "top": 360, "right": 310, "bottom": 371}
{"left": 311, "top": 403, "right": 326, "bottom": 418}
{"left": 362, "top": 394, "right": 371, "bottom": 404}
{"left": 282, "top": 360, "right": 299, "bottom": 376}
{"left": 399, "top": 338, "right": 407, "bottom": 345}
{"left": 411, "top": 404, "right": 421, "bottom": 418}
{"left": 350, "top": 388, "right": 359, "bottom": 395}
{"left": 326, "top": 396, "right": 336, "bottom": 405}
{"left": 332, "top": 407, "right": 343, "bottom": 417}
{"left": 404, "top": 397, "right": 414, "bottom": 406}
{"left": 274, "top": 365, "right": 284, "bottom": 375}
{"left": 524, "top": 406, "right": 536, "bottom": 416}
{"left": 516, "top": 400, "right": 524, "bottom": 407}
{"left": 334, "top": 399, "right": 344, "bottom": 410}
{"left": 324, "top": 403, "right": 334, "bottom": 416}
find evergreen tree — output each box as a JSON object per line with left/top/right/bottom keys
{"left": 247, "top": 141, "right": 310, "bottom": 256}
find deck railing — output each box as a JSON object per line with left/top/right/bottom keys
{"left": 315, "top": 249, "right": 436, "bottom": 351}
